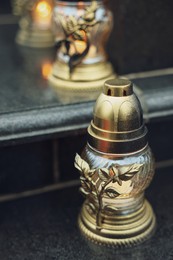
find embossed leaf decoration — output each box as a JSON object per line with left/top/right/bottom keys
{"left": 80, "top": 176, "right": 86, "bottom": 181}
{"left": 85, "top": 1, "right": 97, "bottom": 16}
{"left": 57, "top": 15, "right": 68, "bottom": 35}
{"left": 79, "top": 187, "right": 90, "bottom": 196}
{"left": 111, "top": 180, "right": 133, "bottom": 194}
{"left": 69, "top": 39, "right": 90, "bottom": 74}
{"left": 91, "top": 190, "right": 97, "bottom": 198}
{"left": 105, "top": 187, "right": 120, "bottom": 198}
{"left": 74, "top": 154, "right": 90, "bottom": 176}
{"left": 73, "top": 30, "right": 86, "bottom": 41}
{"left": 86, "top": 202, "right": 96, "bottom": 214}
{"left": 66, "top": 15, "right": 78, "bottom": 34}
{"left": 80, "top": 178, "right": 91, "bottom": 192}
{"left": 118, "top": 164, "right": 143, "bottom": 181}
{"left": 103, "top": 205, "right": 118, "bottom": 216}
{"left": 99, "top": 168, "right": 110, "bottom": 181}
{"left": 65, "top": 40, "right": 70, "bottom": 55}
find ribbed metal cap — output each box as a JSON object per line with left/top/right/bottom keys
{"left": 88, "top": 79, "right": 148, "bottom": 154}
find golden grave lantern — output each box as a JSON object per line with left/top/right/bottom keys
{"left": 75, "top": 78, "right": 156, "bottom": 247}
{"left": 48, "top": 0, "right": 116, "bottom": 102}
{"left": 15, "top": 0, "right": 54, "bottom": 48}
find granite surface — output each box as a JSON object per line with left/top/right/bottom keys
{"left": 0, "top": 24, "right": 58, "bottom": 114}
{"left": 0, "top": 165, "right": 172, "bottom": 260}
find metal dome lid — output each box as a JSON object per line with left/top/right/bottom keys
{"left": 88, "top": 78, "right": 148, "bottom": 154}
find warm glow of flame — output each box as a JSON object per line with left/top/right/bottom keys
{"left": 77, "top": 2, "right": 85, "bottom": 9}
{"left": 35, "top": 1, "right": 51, "bottom": 18}
{"left": 75, "top": 40, "right": 86, "bottom": 53}
{"left": 41, "top": 62, "right": 52, "bottom": 79}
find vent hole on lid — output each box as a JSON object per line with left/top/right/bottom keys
{"left": 107, "top": 89, "right": 111, "bottom": 96}
{"left": 123, "top": 90, "right": 127, "bottom": 96}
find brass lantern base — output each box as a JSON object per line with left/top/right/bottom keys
{"left": 16, "top": 28, "right": 55, "bottom": 48}
{"left": 78, "top": 200, "right": 156, "bottom": 248}
{"left": 48, "top": 61, "right": 116, "bottom": 103}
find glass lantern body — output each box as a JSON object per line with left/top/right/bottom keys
{"left": 81, "top": 143, "right": 155, "bottom": 214}
{"left": 52, "top": 1, "right": 113, "bottom": 65}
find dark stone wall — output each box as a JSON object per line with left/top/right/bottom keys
{"left": 108, "top": 0, "right": 173, "bottom": 73}
{"left": 0, "top": 0, "right": 11, "bottom": 14}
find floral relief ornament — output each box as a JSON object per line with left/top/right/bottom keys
{"left": 55, "top": 1, "right": 100, "bottom": 73}
{"left": 74, "top": 154, "right": 143, "bottom": 229}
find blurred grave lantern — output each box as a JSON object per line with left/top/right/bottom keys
{"left": 48, "top": 0, "right": 116, "bottom": 103}
{"left": 15, "top": 0, "right": 55, "bottom": 48}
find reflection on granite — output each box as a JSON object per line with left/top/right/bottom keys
{"left": 0, "top": 24, "right": 59, "bottom": 113}
{"left": 0, "top": 166, "right": 172, "bottom": 259}
{"left": 0, "top": 23, "right": 99, "bottom": 114}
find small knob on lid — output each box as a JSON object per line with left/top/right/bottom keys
{"left": 103, "top": 78, "right": 133, "bottom": 97}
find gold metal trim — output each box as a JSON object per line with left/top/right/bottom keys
{"left": 48, "top": 62, "right": 116, "bottom": 103}
{"left": 78, "top": 200, "right": 156, "bottom": 247}
{"left": 16, "top": 29, "right": 55, "bottom": 48}
{"left": 50, "top": 61, "right": 114, "bottom": 81}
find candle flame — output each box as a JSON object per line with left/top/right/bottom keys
{"left": 41, "top": 62, "right": 52, "bottom": 79}
{"left": 35, "top": 1, "right": 52, "bottom": 18}
{"left": 75, "top": 40, "right": 86, "bottom": 54}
